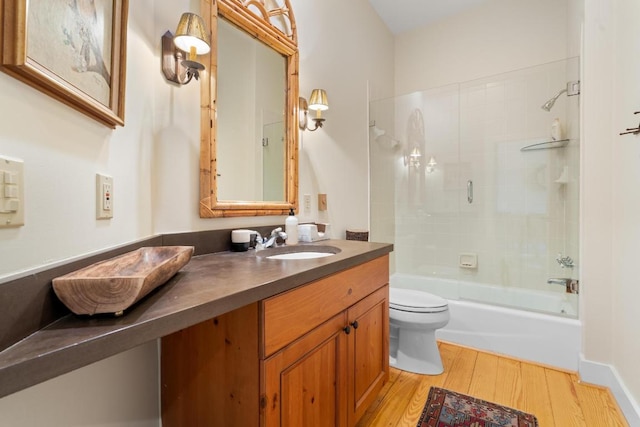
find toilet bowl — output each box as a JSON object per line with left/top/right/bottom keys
{"left": 389, "top": 287, "right": 450, "bottom": 375}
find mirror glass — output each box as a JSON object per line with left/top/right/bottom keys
{"left": 217, "top": 18, "right": 287, "bottom": 202}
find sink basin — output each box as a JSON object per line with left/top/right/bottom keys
{"left": 268, "top": 252, "right": 335, "bottom": 260}
{"left": 52, "top": 246, "right": 194, "bottom": 316}
{"left": 258, "top": 245, "right": 341, "bottom": 260}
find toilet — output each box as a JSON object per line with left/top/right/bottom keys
{"left": 389, "top": 287, "right": 450, "bottom": 375}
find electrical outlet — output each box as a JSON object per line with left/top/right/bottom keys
{"left": 96, "top": 174, "right": 113, "bottom": 219}
{"left": 303, "top": 194, "right": 311, "bottom": 214}
{"left": 102, "top": 182, "right": 112, "bottom": 211}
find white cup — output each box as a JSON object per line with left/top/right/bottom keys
{"left": 231, "top": 229, "right": 251, "bottom": 243}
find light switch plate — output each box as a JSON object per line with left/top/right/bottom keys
{"left": 0, "top": 155, "right": 25, "bottom": 228}
{"left": 96, "top": 173, "right": 113, "bottom": 219}
{"left": 303, "top": 194, "right": 311, "bottom": 214}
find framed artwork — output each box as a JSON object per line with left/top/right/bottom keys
{"left": 0, "top": 0, "right": 128, "bottom": 128}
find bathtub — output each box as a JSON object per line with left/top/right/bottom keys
{"left": 391, "top": 273, "right": 582, "bottom": 371}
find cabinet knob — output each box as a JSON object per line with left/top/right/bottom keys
{"left": 350, "top": 321, "right": 359, "bottom": 329}
{"left": 343, "top": 325, "right": 351, "bottom": 335}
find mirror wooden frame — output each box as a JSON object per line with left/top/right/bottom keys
{"left": 199, "top": 0, "right": 299, "bottom": 218}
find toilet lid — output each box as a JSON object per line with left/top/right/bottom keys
{"left": 389, "top": 288, "right": 448, "bottom": 313}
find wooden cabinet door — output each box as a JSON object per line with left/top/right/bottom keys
{"left": 347, "top": 285, "right": 389, "bottom": 425}
{"left": 161, "top": 303, "right": 260, "bottom": 427}
{"left": 262, "top": 312, "right": 349, "bottom": 427}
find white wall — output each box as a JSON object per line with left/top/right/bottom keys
{"left": 580, "top": 0, "right": 615, "bottom": 373}
{"left": 0, "top": 0, "right": 394, "bottom": 425}
{"left": 0, "top": 0, "right": 158, "bottom": 280}
{"left": 611, "top": 0, "right": 640, "bottom": 405}
{"left": 573, "top": 0, "right": 640, "bottom": 418}
{"left": 0, "top": 341, "right": 159, "bottom": 427}
{"left": 292, "top": 0, "right": 394, "bottom": 233}
{"left": 394, "top": 0, "right": 569, "bottom": 96}
{"left": 578, "top": 0, "right": 640, "bottom": 420}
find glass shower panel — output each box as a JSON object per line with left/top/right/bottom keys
{"left": 369, "top": 96, "right": 399, "bottom": 272}
{"left": 457, "top": 58, "right": 579, "bottom": 316}
{"left": 370, "top": 85, "right": 462, "bottom": 299}
{"left": 369, "top": 58, "right": 579, "bottom": 318}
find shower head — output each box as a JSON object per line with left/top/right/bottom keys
{"left": 541, "top": 81, "right": 581, "bottom": 111}
{"left": 541, "top": 88, "right": 567, "bottom": 111}
{"left": 369, "top": 121, "right": 400, "bottom": 147}
{"left": 371, "top": 125, "right": 386, "bottom": 139}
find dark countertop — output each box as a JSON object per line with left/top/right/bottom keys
{"left": 0, "top": 239, "right": 392, "bottom": 399}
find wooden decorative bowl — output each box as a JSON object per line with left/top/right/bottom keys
{"left": 52, "top": 246, "right": 194, "bottom": 316}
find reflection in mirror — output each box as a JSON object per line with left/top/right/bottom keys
{"left": 217, "top": 18, "right": 287, "bottom": 202}
{"left": 262, "top": 121, "right": 285, "bottom": 200}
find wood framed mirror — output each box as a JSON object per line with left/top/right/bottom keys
{"left": 199, "top": 0, "right": 299, "bottom": 218}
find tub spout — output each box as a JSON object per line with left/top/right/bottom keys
{"left": 547, "top": 278, "right": 570, "bottom": 286}
{"left": 547, "top": 278, "right": 579, "bottom": 294}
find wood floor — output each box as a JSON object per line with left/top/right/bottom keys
{"left": 356, "top": 341, "right": 628, "bottom": 427}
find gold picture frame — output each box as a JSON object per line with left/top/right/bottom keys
{"left": 0, "top": 0, "right": 128, "bottom": 128}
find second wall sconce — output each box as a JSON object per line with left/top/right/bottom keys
{"left": 162, "top": 13, "right": 211, "bottom": 85}
{"left": 299, "top": 89, "right": 329, "bottom": 131}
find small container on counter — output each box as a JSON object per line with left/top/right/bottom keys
{"left": 231, "top": 229, "right": 251, "bottom": 251}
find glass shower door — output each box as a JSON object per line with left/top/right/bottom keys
{"left": 369, "top": 57, "right": 580, "bottom": 318}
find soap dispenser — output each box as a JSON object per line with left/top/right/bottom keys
{"left": 285, "top": 208, "right": 298, "bottom": 245}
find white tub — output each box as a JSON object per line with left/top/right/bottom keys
{"left": 391, "top": 273, "right": 582, "bottom": 371}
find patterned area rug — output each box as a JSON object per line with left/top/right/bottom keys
{"left": 417, "top": 387, "right": 539, "bottom": 427}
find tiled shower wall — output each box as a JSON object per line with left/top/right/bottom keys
{"left": 370, "top": 58, "right": 580, "bottom": 297}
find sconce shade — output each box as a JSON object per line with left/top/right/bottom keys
{"left": 174, "top": 13, "right": 211, "bottom": 57}
{"left": 308, "top": 89, "right": 329, "bottom": 111}
{"left": 299, "top": 89, "right": 329, "bottom": 131}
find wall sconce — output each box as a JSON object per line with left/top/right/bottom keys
{"left": 425, "top": 156, "right": 437, "bottom": 173}
{"left": 162, "top": 13, "right": 211, "bottom": 85}
{"left": 299, "top": 89, "right": 329, "bottom": 131}
{"left": 404, "top": 147, "right": 422, "bottom": 168}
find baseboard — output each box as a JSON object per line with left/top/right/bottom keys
{"left": 579, "top": 356, "right": 640, "bottom": 425}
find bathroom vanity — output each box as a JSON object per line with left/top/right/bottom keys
{"left": 0, "top": 235, "right": 391, "bottom": 407}
{"left": 161, "top": 253, "right": 390, "bottom": 427}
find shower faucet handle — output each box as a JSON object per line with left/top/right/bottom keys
{"left": 556, "top": 253, "right": 574, "bottom": 268}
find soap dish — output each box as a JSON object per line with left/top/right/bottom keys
{"left": 52, "top": 246, "right": 194, "bottom": 316}
{"left": 459, "top": 253, "right": 478, "bottom": 269}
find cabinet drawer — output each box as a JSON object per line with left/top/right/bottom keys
{"left": 261, "top": 255, "right": 389, "bottom": 357}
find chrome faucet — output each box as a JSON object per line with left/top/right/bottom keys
{"left": 263, "top": 227, "right": 288, "bottom": 248}
{"left": 556, "top": 253, "right": 574, "bottom": 269}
